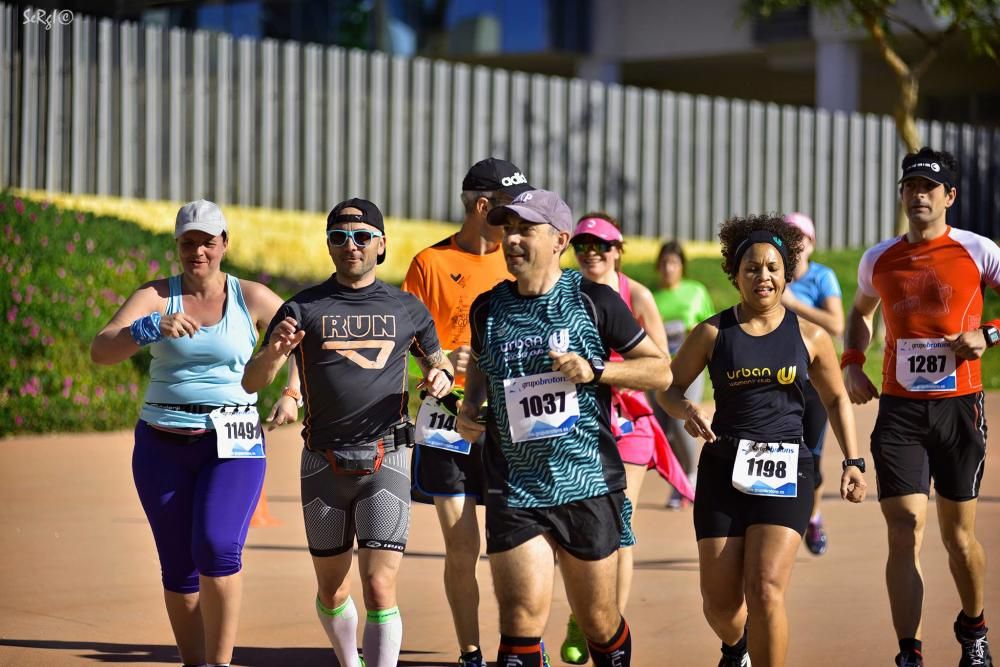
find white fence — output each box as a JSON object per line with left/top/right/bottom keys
{"left": 1, "top": 4, "right": 997, "bottom": 246}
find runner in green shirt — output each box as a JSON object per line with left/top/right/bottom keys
{"left": 651, "top": 241, "right": 714, "bottom": 508}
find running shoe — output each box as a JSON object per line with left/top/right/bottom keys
{"left": 666, "top": 489, "right": 690, "bottom": 510}
{"left": 894, "top": 650, "right": 923, "bottom": 666}
{"left": 955, "top": 617, "right": 993, "bottom": 666}
{"left": 458, "top": 654, "right": 487, "bottom": 667}
{"left": 560, "top": 616, "right": 589, "bottom": 664}
{"left": 717, "top": 651, "right": 751, "bottom": 667}
{"left": 805, "top": 516, "right": 828, "bottom": 556}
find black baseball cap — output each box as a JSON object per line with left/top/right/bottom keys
{"left": 326, "top": 197, "right": 386, "bottom": 264}
{"left": 899, "top": 153, "right": 956, "bottom": 190}
{"left": 462, "top": 157, "right": 532, "bottom": 196}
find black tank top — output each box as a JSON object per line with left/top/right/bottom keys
{"left": 708, "top": 306, "right": 811, "bottom": 442}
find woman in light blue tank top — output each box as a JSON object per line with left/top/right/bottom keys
{"left": 91, "top": 200, "right": 298, "bottom": 667}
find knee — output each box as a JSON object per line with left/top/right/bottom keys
{"left": 192, "top": 532, "right": 242, "bottom": 578}
{"left": 885, "top": 512, "right": 923, "bottom": 550}
{"left": 941, "top": 526, "right": 979, "bottom": 561}
{"left": 744, "top": 572, "right": 786, "bottom": 612}
{"left": 443, "top": 531, "right": 481, "bottom": 569}
{"left": 574, "top": 608, "right": 621, "bottom": 644}
{"left": 702, "top": 590, "right": 744, "bottom": 624}
{"left": 362, "top": 570, "right": 398, "bottom": 609}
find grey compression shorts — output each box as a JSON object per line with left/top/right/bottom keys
{"left": 300, "top": 446, "right": 411, "bottom": 556}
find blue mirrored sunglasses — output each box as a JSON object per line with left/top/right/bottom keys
{"left": 326, "top": 228, "right": 384, "bottom": 248}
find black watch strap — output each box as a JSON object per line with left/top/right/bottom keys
{"left": 842, "top": 457, "right": 866, "bottom": 473}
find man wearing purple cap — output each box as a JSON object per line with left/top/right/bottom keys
{"left": 455, "top": 189, "right": 671, "bottom": 667}
{"left": 243, "top": 198, "right": 455, "bottom": 667}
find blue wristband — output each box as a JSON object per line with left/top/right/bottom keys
{"left": 130, "top": 312, "right": 163, "bottom": 346}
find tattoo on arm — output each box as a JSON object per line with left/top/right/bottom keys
{"left": 419, "top": 349, "right": 445, "bottom": 370}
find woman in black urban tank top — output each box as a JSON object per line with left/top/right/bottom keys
{"left": 656, "top": 215, "right": 868, "bottom": 667}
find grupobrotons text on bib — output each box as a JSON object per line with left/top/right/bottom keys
{"left": 209, "top": 407, "right": 265, "bottom": 458}
{"left": 731, "top": 439, "right": 798, "bottom": 497}
{"left": 414, "top": 395, "right": 472, "bottom": 455}
{"left": 895, "top": 337, "right": 956, "bottom": 392}
{"left": 502, "top": 371, "right": 580, "bottom": 443}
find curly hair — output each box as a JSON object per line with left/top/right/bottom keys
{"left": 718, "top": 214, "right": 804, "bottom": 287}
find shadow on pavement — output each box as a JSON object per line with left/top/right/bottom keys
{"left": 0, "top": 639, "right": 439, "bottom": 666}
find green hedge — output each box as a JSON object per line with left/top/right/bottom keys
{"left": 0, "top": 191, "right": 300, "bottom": 436}
{"left": 2, "top": 191, "right": 996, "bottom": 436}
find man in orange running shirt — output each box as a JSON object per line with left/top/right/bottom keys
{"left": 402, "top": 158, "right": 532, "bottom": 667}
{"left": 843, "top": 147, "right": 1000, "bottom": 667}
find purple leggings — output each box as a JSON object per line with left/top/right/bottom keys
{"left": 132, "top": 420, "right": 266, "bottom": 593}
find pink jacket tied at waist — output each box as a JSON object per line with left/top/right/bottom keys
{"left": 611, "top": 388, "right": 695, "bottom": 502}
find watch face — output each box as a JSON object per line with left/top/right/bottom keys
{"left": 590, "top": 357, "right": 606, "bottom": 371}
{"left": 986, "top": 327, "right": 1000, "bottom": 346}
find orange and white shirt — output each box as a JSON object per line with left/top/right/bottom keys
{"left": 858, "top": 226, "right": 1000, "bottom": 399}
{"left": 401, "top": 235, "right": 511, "bottom": 386}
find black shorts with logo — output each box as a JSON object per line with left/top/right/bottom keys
{"left": 693, "top": 436, "right": 815, "bottom": 539}
{"left": 410, "top": 439, "right": 486, "bottom": 504}
{"left": 485, "top": 490, "right": 626, "bottom": 561}
{"left": 871, "top": 392, "right": 987, "bottom": 502}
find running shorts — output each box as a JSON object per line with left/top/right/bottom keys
{"left": 301, "top": 446, "right": 411, "bottom": 556}
{"left": 485, "top": 490, "right": 628, "bottom": 561}
{"left": 693, "top": 436, "right": 815, "bottom": 539}
{"left": 871, "top": 393, "right": 987, "bottom": 502}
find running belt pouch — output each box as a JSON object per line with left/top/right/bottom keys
{"left": 323, "top": 441, "right": 385, "bottom": 476}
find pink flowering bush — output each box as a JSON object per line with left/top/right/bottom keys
{"left": 0, "top": 192, "right": 296, "bottom": 435}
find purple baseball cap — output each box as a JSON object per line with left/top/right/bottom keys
{"left": 486, "top": 189, "right": 574, "bottom": 233}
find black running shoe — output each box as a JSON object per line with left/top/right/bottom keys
{"left": 717, "top": 652, "right": 750, "bottom": 667}
{"left": 955, "top": 617, "right": 993, "bottom": 667}
{"left": 894, "top": 650, "right": 923, "bottom": 666}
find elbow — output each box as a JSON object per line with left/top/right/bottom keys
{"left": 659, "top": 362, "right": 673, "bottom": 391}
{"left": 90, "top": 340, "right": 112, "bottom": 365}
{"left": 830, "top": 321, "right": 845, "bottom": 338}
{"left": 241, "top": 375, "right": 259, "bottom": 394}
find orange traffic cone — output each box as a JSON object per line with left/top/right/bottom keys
{"left": 250, "top": 488, "right": 282, "bottom": 527}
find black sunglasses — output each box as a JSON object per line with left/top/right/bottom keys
{"left": 573, "top": 241, "right": 612, "bottom": 254}
{"left": 326, "top": 229, "right": 383, "bottom": 248}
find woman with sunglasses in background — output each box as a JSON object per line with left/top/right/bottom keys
{"left": 91, "top": 200, "right": 295, "bottom": 667}
{"left": 559, "top": 212, "right": 692, "bottom": 665}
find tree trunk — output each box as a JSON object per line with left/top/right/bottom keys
{"left": 893, "top": 74, "right": 921, "bottom": 234}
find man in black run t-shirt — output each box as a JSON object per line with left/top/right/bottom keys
{"left": 243, "top": 198, "right": 454, "bottom": 667}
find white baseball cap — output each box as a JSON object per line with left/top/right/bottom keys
{"left": 175, "top": 199, "right": 227, "bottom": 239}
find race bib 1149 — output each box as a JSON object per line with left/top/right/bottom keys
{"left": 209, "top": 407, "right": 265, "bottom": 459}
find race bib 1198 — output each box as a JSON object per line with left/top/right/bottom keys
{"left": 731, "top": 439, "right": 798, "bottom": 497}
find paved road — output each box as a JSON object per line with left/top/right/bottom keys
{"left": 1, "top": 398, "right": 998, "bottom": 666}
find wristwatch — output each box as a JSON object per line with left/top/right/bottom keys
{"left": 842, "top": 458, "right": 866, "bottom": 473}
{"left": 281, "top": 386, "right": 304, "bottom": 408}
{"left": 982, "top": 324, "right": 1000, "bottom": 348}
{"left": 588, "top": 357, "right": 606, "bottom": 383}
{"left": 439, "top": 367, "right": 455, "bottom": 385}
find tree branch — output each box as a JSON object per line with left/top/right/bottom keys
{"left": 883, "top": 9, "right": 933, "bottom": 43}
{"left": 856, "top": 5, "right": 910, "bottom": 80}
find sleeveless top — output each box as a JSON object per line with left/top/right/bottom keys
{"left": 141, "top": 274, "right": 258, "bottom": 429}
{"left": 708, "top": 307, "right": 811, "bottom": 442}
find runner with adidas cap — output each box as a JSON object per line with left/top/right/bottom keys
{"left": 844, "top": 147, "right": 999, "bottom": 667}
{"left": 242, "top": 198, "right": 454, "bottom": 667}
{"left": 455, "top": 189, "right": 671, "bottom": 667}
{"left": 657, "top": 214, "right": 867, "bottom": 667}
{"left": 402, "top": 158, "right": 531, "bottom": 667}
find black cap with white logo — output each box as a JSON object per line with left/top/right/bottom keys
{"left": 327, "top": 197, "right": 387, "bottom": 264}
{"left": 462, "top": 157, "right": 532, "bottom": 196}
{"left": 899, "top": 154, "right": 955, "bottom": 190}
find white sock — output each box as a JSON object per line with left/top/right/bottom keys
{"left": 316, "top": 595, "right": 360, "bottom": 667}
{"left": 363, "top": 606, "right": 403, "bottom": 667}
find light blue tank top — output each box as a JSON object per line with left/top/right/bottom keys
{"left": 141, "top": 274, "right": 258, "bottom": 429}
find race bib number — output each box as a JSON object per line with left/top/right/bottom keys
{"left": 731, "top": 439, "right": 798, "bottom": 497}
{"left": 414, "top": 395, "right": 472, "bottom": 455}
{"left": 209, "top": 407, "right": 265, "bottom": 459}
{"left": 502, "top": 371, "right": 580, "bottom": 443}
{"left": 896, "top": 338, "right": 956, "bottom": 392}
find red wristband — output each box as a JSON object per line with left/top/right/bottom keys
{"left": 840, "top": 349, "right": 866, "bottom": 369}
{"left": 985, "top": 318, "right": 1000, "bottom": 330}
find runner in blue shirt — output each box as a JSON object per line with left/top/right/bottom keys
{"left": 781, "top": 213, "right": 845, "bottom": 556}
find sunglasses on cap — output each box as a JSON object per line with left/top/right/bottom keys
{"left": 572, "top": 241, "right": 613, "bottom": 255}
{"left": 326, "top": 228, "right": 384, "bottom": 248}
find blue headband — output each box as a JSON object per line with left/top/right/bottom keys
{"left": 733, "top": 229, "right": 789, "bottom": 269}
